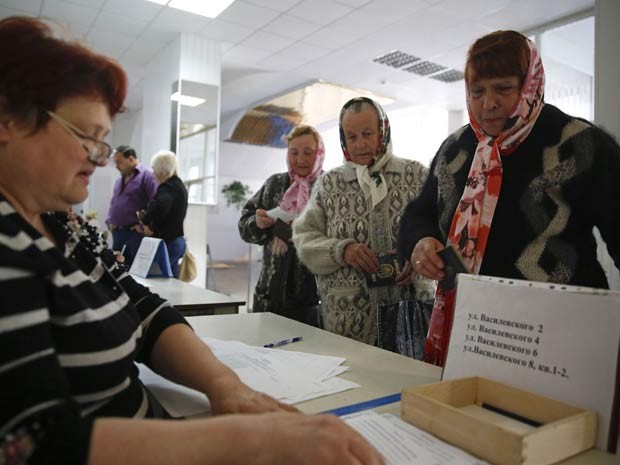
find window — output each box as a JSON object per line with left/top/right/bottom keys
{"left": 178, "top": 123, "right": 218, "bottom": 204}
{"left": 536, "top": 16, "right": 594, "bottom": 121}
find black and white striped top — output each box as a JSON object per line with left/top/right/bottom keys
{"left": 0, "top": 195, "right": 188, "bottom": 465}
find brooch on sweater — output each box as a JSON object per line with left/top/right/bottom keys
{"left": 65, "top": 210, "right": 107, "bottom": 254}
{"left": 0, "top": 423, "right": 40, "bottom": 465}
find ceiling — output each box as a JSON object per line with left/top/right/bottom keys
{"left": 0, "top": 0, "right": 594, "bottom": 119}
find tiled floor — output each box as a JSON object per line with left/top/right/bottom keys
{"left": 206, "top": 260, "right": 260, "bottom": 313}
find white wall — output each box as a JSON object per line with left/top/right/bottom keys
{"left": 141, "top": 37, "right": 181, "bottom": 165}
{"left": 207, "top": 140, "right": 287, "bottom": 262}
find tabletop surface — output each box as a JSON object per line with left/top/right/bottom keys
{"left": 187, "top": 313, "right": 619, "bottom": 465}
{"left": 132, "top": 275, "right": 245, "bottom": 308}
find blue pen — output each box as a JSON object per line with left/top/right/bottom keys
{"left": 263, "top": 336, "right": 303, "bottom": 348}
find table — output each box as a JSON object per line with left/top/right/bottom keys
{"left": 132, "top": 275, "right": 244, "bottom": 315}
{"left": 187, "top": 313, "right": 619, "bottom": 465}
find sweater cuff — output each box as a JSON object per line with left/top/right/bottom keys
{"left": 332, "top": 239, "right": 356, "bottom": 267}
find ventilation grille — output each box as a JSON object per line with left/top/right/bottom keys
{"left": 373, "top": 50, "right": 420, "bottom": 69}
{"left": 430, "top": 69, "right": 465, "bottom": 82}
{"left": 403, "top": 60, "right": 446, "bottom": 76}
{"left": 372, "top": 50, "right": 463, "bottom": 83}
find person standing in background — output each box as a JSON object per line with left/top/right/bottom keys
{"left": 106, "top": 145, "right": 158, "bottom": 267}
{"left": 239, "top": 125, "right": 324, "bottom": 326}
{"left": 293, "top": 98, "right": 434, "bottom": 345}
{"left": 139, "top": 150, "right": 188, "bottom": 278}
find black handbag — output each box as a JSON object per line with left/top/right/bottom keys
{"left": 377, "top": 299, "right": 433, "bottom": 360}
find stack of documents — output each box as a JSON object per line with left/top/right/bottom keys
{"left": 345, "top": 411, "right": 489, "bottom": 465}
{"left": 201, "top": 337, "right": 358, "bottom": 403}
{"left": 139, "top": 336, "right": 359, "bottom": 417}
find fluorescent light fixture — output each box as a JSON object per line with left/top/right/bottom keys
{"left": 145, "top": 0, "right": 236, "bottom": 18}
{"left": 170, "top": 91, "right": 206, "bottom": 107}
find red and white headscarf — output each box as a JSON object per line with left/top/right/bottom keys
{"left": 279, "top": 129, "right": 325, "bottom": 216}
{"left": 425, "top": 38, "right": 546, "bottom": 367}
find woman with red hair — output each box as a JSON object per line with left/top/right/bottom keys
{"left": 398, "top": 30, "right": 620, "bottom": 366}
{"left": 0, "top": 17, "right": 384, "bottom": 465}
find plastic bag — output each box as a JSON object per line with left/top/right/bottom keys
{"left": 179, "top": 248, "right": 197, "bottom": 282}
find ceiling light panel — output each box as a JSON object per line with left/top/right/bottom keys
{"left": 145, "top": 0, "right": 236, "bottom": 18}
{"left": 373, "top": 50, "right": 420, "bottom": 69}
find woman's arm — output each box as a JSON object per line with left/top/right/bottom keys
{"left": 141, "top": 183, "right": 173, "bottom": 227}
{"left": 89, "top": 412, "right": 385, "bottom": 465}
{"left": 148, "top": 323, "right": 296, "bottom": 414}
{"left": 238, "top": 176, "right": 280, "bottom": 246}
{"left": 293, "top": 180, "right": 356, "bottom": 275}
{"left": 588, "top": 126, "right": 620, "bottom": 271}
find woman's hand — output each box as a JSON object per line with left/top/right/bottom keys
{"left": 255, "top": 209, "right": 275, "bottom": 229}
{"left": 209, "top": 380, "right": 298, "bottom": 415}
{"left": 257, "top": 412, "right": 386, "bottom": 465}
{"left": 395, "top": 259, "right": 414, "bottom": 286}
{"left": 270, "top": 236, "right": 289, "bottom": 256}
{"left": 343, "top": 243, "right": 379, "bottom": 273}
{"left": 411, "top": 236, "right": 445, "bottom": 281}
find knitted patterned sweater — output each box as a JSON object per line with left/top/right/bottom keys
{"left": 239, "top": 173, "right": 319, "bottom": 319}
{"left": 397, "top": 104, "right": 620, "bottom": 288}
{"left": 293, "top": 156, "right": 435, "bottom": 345}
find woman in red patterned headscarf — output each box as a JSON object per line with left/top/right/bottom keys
{"left": 398, "top": 30, "right": 620, "bottom": 366}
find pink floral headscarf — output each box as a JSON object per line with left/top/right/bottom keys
{"left": 279, "top": 128, "right": 325, "bottom": 216}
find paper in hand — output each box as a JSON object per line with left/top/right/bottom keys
{"left": 437, "top": 245, "right": 468, "bottom": 290}
{"left": 266, "top": 207, "right": 296, "bottom": 223}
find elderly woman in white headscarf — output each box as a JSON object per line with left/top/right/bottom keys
{"left": 239, "top": 125, "right": 325, "bottom": 326}
{"left": 293, "top": 97, "right": 433, "bottom": 345}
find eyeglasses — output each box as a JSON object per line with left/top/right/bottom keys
{"left": 46, "top": 110, "right": 113, "bottom": 166}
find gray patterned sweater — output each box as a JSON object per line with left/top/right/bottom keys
{"left": 398, "top": 104, "right": 620, "bottom": 288}
{"left": 293, "top": 156, "right": 434, "bottom": 345}
{"left": 239, "top": 173, "right": 319, "bottom": 322}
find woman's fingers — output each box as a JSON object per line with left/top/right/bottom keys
{"left": 255, "top": 209, "right": 275, "bottom": 229}
{"left": 357, "top": 246, "right": 379, "bottom": 273}
{"left": 344, "top": 243, "right": 371, "bottom": 272}
{"left": 395, "top": 260, "right": 413, "bottom": 285}
{"left": 411, "top": 237, "right": 445, "bottom": 280}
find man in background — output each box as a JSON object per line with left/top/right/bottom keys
{"left": 106, "top": 145, "right": 158, "bottom": 267}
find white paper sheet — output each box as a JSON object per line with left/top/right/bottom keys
{"left": 138, "top": 337, "right": 359, "bottom": 417}
{"left": 344, "top": 411, "right": 489, "bottom": 465}
{"left": 129, "top": 237, "right": 162, "bottom": 278}
{"left": 265, "top": 206, "right": 296, "bottom": 223}
{"left": 444, "top": 274, "right": 620, "bottom": 451}
{"left": 201, "top": 336, "right": 359, "bottom": 404}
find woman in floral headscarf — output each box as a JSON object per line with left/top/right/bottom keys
{"left": 293, "top": 97, "right": 432, "bottom": 345}
{"left": 398, "top": 30, "right": 620, "bottom": 366}
{"left": 239, "top": 125, "right": 324, "bottom": 325}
